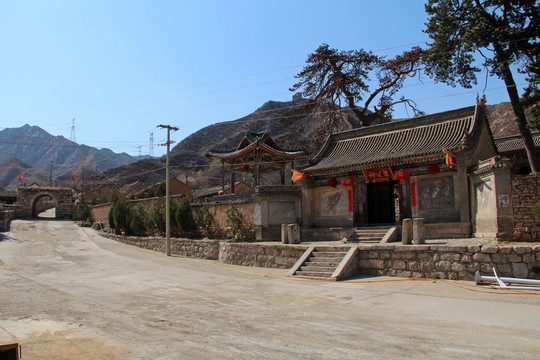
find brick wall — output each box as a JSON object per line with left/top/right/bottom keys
{"left": 512, "top": 175, "right": 540, "bottom": 241}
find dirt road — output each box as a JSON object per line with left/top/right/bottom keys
{"left": 1, "top": 218, "right": 540, "bottom": 359}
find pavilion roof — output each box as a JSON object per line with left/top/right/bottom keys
{"left": 207, "top": 131, "right": 307, "bottom": 163}
{"left": 303, "top": 105, "right": 484, "bottom": 176}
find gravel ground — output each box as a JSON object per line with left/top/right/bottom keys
{"left": 1, "top": 217, "right": 540, "bottom": 359}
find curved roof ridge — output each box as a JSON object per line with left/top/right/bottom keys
{"left": 303, "top": 104, "right": 484, "bottom": 176}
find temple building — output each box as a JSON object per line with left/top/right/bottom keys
{"left": 299, "top": 101, "right": 514, "bottom": 240}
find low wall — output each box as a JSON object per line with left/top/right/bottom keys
{"left": 219, "top": 242, "right": 307, "bottom": 268}
{"left": 357, "top": 244, "right": 540, "bottom": 280}
{"left": 98, "top": 232, "right": 540, "bottom": 280}
{"left": 512, "top": 175, "right": 540, "bottom": 241}
{"left": 100, "top": 233, "right": 305, "bottom": 269}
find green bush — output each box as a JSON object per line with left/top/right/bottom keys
{"left": 196, "top": 206, "right": 214, "bottom": 236}
{"left": 177, "top": 197, "right": 197, "bottom": 232}
{"left": 226, "top": 206, "right": 243, "bottom": 237}
{"left": 149, "top": 198, "right": 166, "bottom": 234}
{"left": 110, "top": 195, "right": 129, "bottom": 232}
{"left": 76, "top": 198, "right": 92, "bottom": 221}
{"left": 127, "top": 205, "right": 146, "bottom": 235}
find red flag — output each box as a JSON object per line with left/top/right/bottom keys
{"left": 442, "top": 148, "right": 454, "bottom": 168}
{"left": 18, "top": 172, "right": 23, "bottom": 181}
{"left": 291, "top": 170, "right": 304, "bottom": 182}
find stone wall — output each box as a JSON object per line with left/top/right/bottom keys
{"left": 99, "top": 231, "right": 540, "bottom": 279}
{"left": 512, "top": 175, "right": 540, "bottom": 241}
{"left": 100, "top": 232, "right": 305, "bottom": 269}
{"left": 357, "top": 244, "right": 540, "bottom": 280}
{"left": 219, "top": 242, "right": 307, "bottom": 268}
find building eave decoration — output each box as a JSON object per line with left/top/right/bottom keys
{"left": 302, "top": 105, "right": 481, "bottom": 177}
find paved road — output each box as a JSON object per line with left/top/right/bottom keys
{"left": 1, "top": 218, "right": 540, "bottom": 359}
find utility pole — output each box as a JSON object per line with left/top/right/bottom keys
{"left": 158, "top": 124, "right": 178, "bottom": 256}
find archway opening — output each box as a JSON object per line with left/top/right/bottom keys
{"left": 32, "top": 194, "right": 58, "bottom": 218}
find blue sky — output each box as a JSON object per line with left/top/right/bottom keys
{"left": 0, "top": 1, "right": 526, "bottom": 157}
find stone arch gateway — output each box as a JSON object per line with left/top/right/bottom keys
{"left": 16, "top": 187, "right": 75, "bottom": 219}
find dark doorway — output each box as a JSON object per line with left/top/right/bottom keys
{"left": 367, "top": 181, "right": 396, "bottom": 224}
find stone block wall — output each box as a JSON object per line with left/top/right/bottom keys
{"left": 101, "top": 233, "right": 220, "bottom": 260}
{"left": 219, "top": 243, "right": 307, "bottom": 269}
{"left": 99, "top": 232, "right": 540, "bottom": 279}
{"left": 100, "top": 232, "right": 306, "bottom": 269}
{"left": 512, "top": 175, "right": 540, "bottom": 241}
{"left": 357, "top": 244, "right": 540, "bottom": 280}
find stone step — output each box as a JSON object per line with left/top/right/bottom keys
{"left": 304, "top": 260, "right": 341, "bottom": 267}
{"left": 295, "top": 270, "right": 334, "bottom": 277}
{"left": 349, "top": 236, "right": 382, "bottom": 242}
{"left": 354, "top": 231, "right": 387, "bottom": 236}
{"left": 299, "top": 265, "right": 335, "bottom": 272}
{"left": 293, "top": 275, "right": 336, "bottom": 281}
{"left": 311, "top": 251, "right": 348, "bottom": 257}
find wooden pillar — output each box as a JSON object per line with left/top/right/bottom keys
{"left": 280, "top": 164, "right": 285, "bottom": 185}
{"left": 221, "top": 160, "right": 225, "bottom": 192}
{"left": 230, "top": 165, "right": 236, "bottom": 194}
{"left": 255, "top": 149, "right": 261, "bottom": 187}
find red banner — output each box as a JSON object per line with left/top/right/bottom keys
{"left": 347, "top": 188, "right": 353, "bottom": 212}
{"left": 363, "top": 167, "right": 393, "bottom": 182}
{"left": 411, "top": 182, "right": 417, "bottom": 208}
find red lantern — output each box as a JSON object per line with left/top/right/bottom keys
{"left": 394, "top": 169, "right": 410, "bottom": 184}
{"left": 428, "top": 164, "right": 439, "bottom": 175}
{"left": 327, "top": 177, "right": 338, "bottom": 188}
{"left": 243, "top": 165, "right": 250, "bottom": 171}
{"left": 341, "top": 177, "right": 355, "bottom": 187}
{"left": 217, "top": 190, "right": 224, "bottom": 195}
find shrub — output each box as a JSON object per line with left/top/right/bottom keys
{"left": 127, "top": 205, "right": 146, "bottom": 235}
{"left": 196, "top": 206, "right": 214, "bottom": 236}
{"left": 76, "top": 198, "right": 92, "bottom": 221}
{"left": 226, "top": 206, "right": 243, "bottom": 237}
{"left": 177, "top": 197, "right": 197, "bottom": 233}
{"left": 110, "top": 195, "right": 129, "bottom": 232}
{"left": 149, "top": 198, "right": 166, "bottom": 234}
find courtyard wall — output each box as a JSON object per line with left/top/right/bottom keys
{"left": 99, "top": 232, "right": 540, "bottom": 280}
{"left": 512, "top": 175, "right": 540, "bottom": 241}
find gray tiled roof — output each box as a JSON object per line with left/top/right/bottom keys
{"left": 494, "top": 133, "right": 540, "bottom": 154}
{"left": 207, "top": 130, "right": 306, "bottom": 160}
{"left": 208, "top": 140, "right": 306, "bottom": 159}
{"left": 303, "top": 106, "right": 479, "bottom": 176}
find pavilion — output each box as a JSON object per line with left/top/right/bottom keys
{"left": 207, "top": 131, "right": 307, "bottom": 193}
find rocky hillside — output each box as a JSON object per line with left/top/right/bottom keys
{"left": 0, "top": 125, "right": 138, "bottom": 187}
{"left": 0, "top": 157, "right": 50, "bottom": 188}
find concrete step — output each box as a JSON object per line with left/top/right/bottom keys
{"left": 311, "top": 251, "right": 348, "bottom": 257}
{"left": 293, "top": 275, "right": 336, "bottom": 281}
{"left": 299, "top": 265, "right": 335, "bottom": 272}
{"left": 295, "top": 270, "right": 334, "bottom": 277}
{"left": 305, "top": 259, "right": 341, "bottom": 266}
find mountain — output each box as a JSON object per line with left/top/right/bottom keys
{"left": 0, "top": 124, "right": 138, "bottom": 187}
{"left": 0, "top": 157, "right": 50, "bottom": 189}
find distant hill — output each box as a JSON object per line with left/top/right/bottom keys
{"left": 83, "top": 100, "right": 535, "bottom": 192}
{"left": 0, "top": 124, "right": 138, "bottom": 188}
{"left": 0, "top": 157, "right": 50, "bottom": 189}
